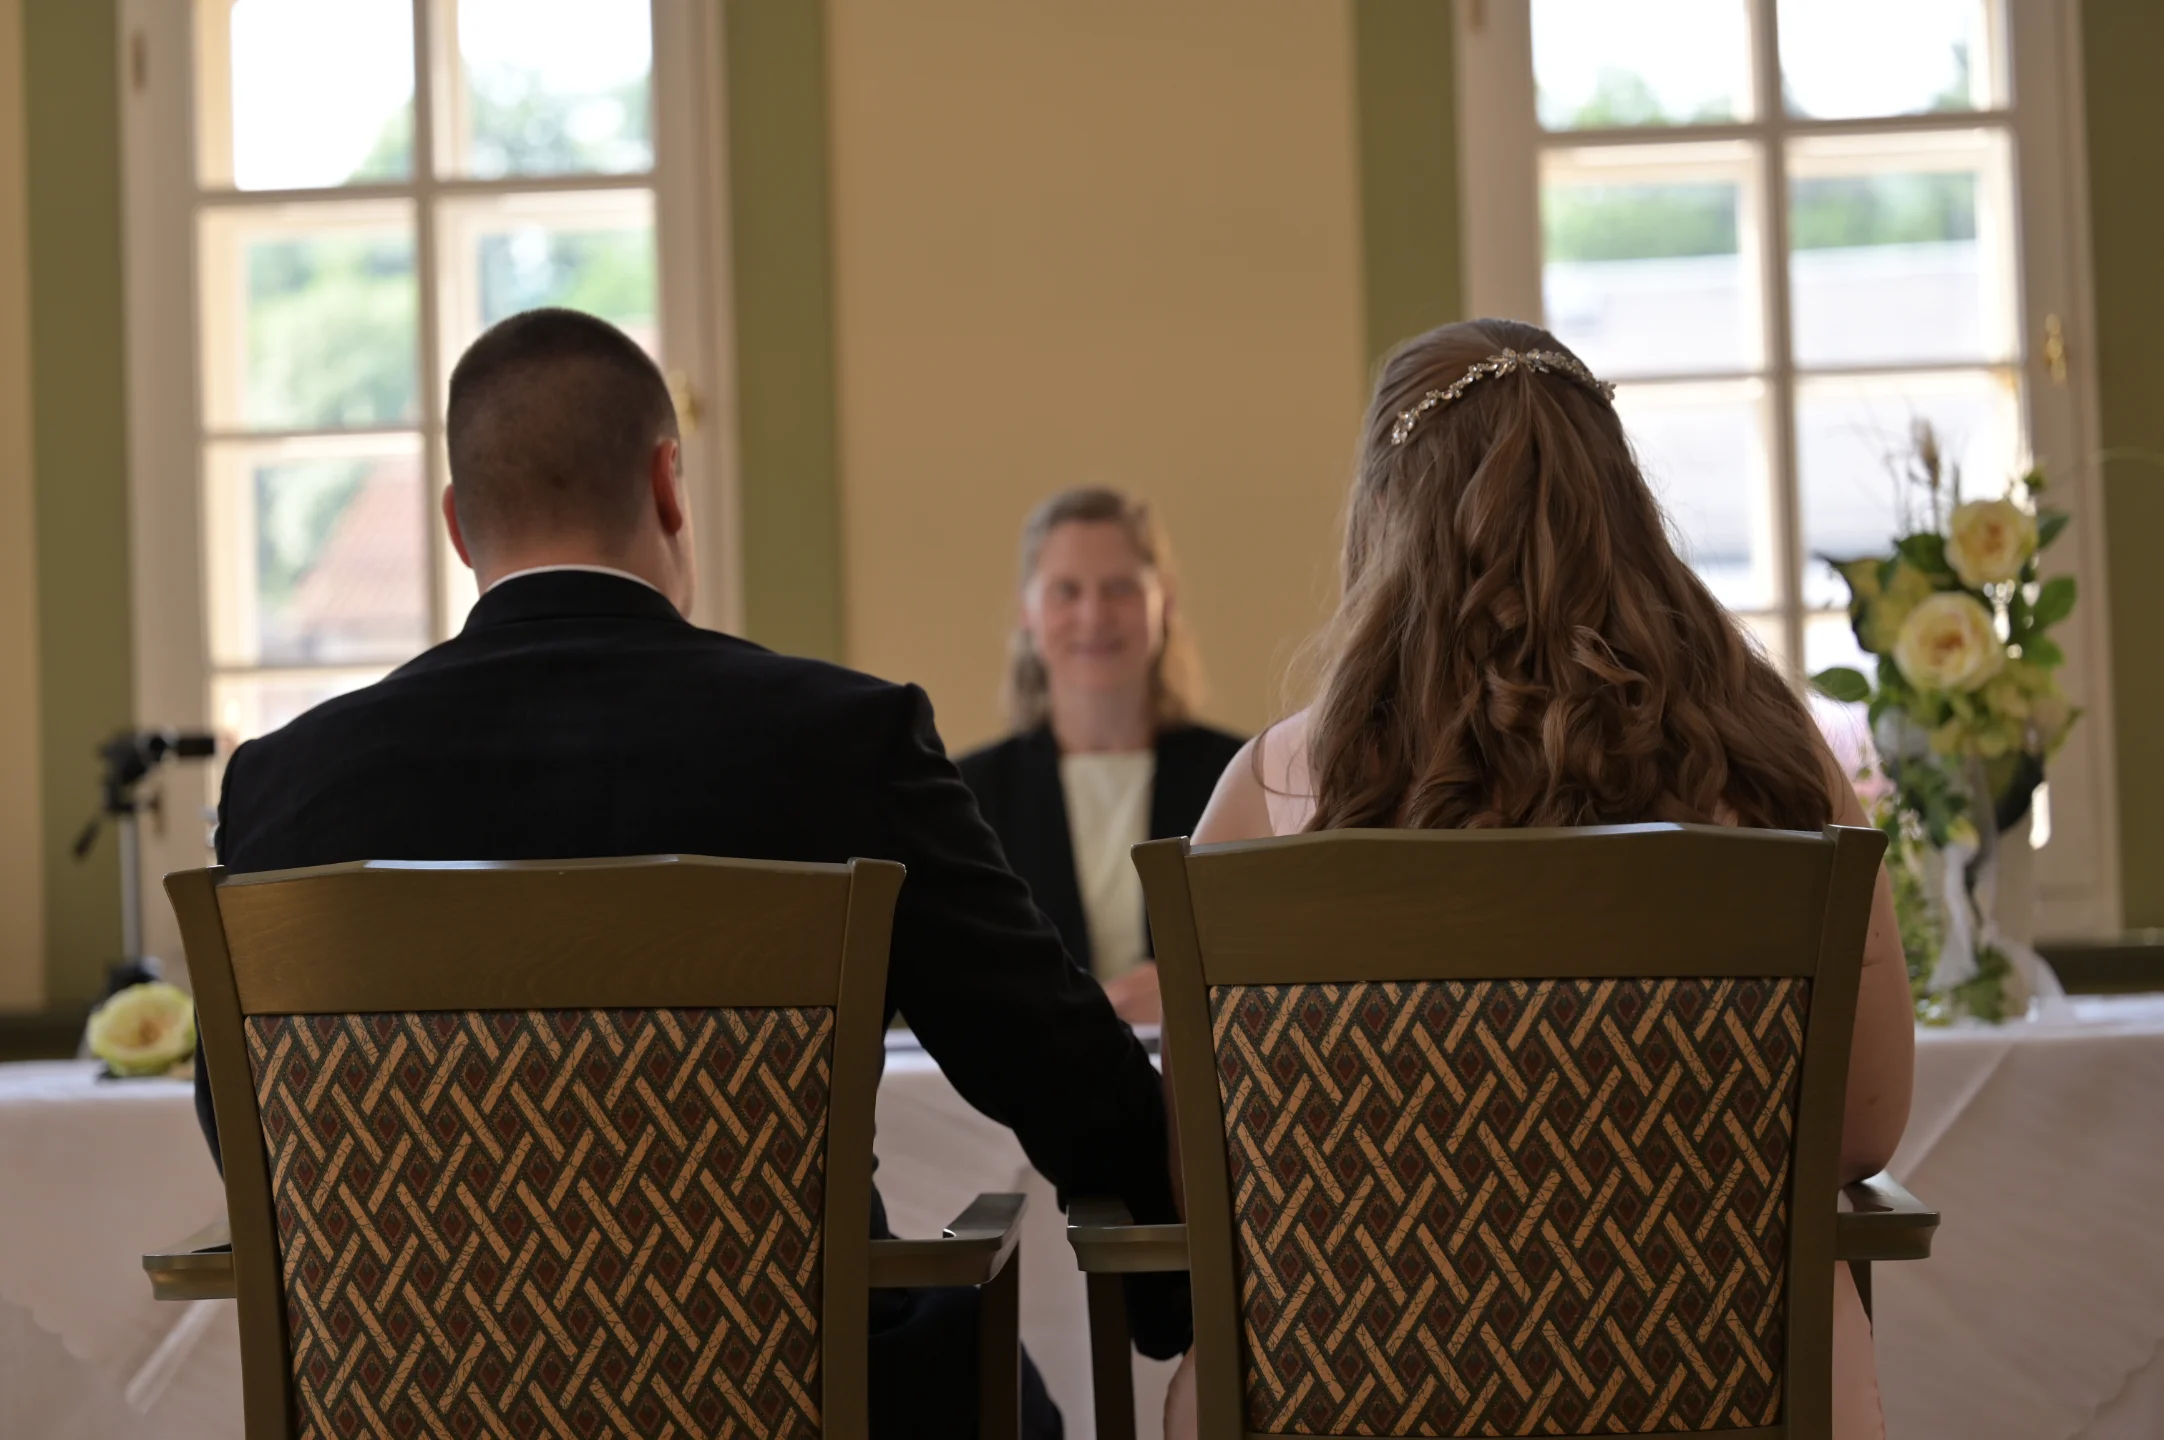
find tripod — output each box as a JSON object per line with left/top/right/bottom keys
{"left": 71, "top": 729, "right": 217, "bottom": 995}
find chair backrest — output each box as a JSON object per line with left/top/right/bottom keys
{"left": 169, "top": 854, "right": 903, "bottom": 1440}
{"left": 1137, "top": 823, "right": 1884, "bottom": 1440}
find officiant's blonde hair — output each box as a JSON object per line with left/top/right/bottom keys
{"left": 1301, "top": 319, "right": 1833, "bottom": 833}
{"left": 1003, "top": 487, "right": 1200, "bottom": 734}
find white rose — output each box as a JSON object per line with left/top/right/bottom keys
{"left": 87, "top": 981, "right": 196, "bottom": 1077}
{"left": 1946, "top": 499, "right": 2037, "bottom": 587}
{"left": 1893, "top": 592, "right": 2005, "bottom": 693}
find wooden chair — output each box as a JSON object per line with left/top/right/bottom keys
{"left": 1069, "top": 824, "right": 1938, "bottom": 1440}
{"left": 143, "top": 856, "right": 1027, "bottom": 1440}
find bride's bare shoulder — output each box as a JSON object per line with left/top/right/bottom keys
{"left": 1194, "top": 709, "right": 1314, "bottom": 844}
{"left": 1259, "top": 708, "right": 1314, "bottom": 797}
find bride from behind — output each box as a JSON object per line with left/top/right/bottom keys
{"left": 1167, "top": 318, "right": 1914, "bottom": 1439}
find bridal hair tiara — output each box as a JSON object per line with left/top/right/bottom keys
{"left": 1389, "top": 348, "right": 1618, "bottom": 446}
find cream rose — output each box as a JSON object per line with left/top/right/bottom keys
{"left": 1893, "top": 592, "right": 2005, "bottom": 692}
{"left": 87, "top": 981, "right": 196, "bottom": 1077}
{"left": 1947, "top": 499, "right": 2037, "bottom": 587}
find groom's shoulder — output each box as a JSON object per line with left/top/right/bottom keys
{"left": 670, "top": 633, "right": 947, "bottom": 763}
{"left": 242, "top": 626, "right": 928, "bottom": 768}
{"left": 689, "top": 631, "right": 923, "bottom": 717}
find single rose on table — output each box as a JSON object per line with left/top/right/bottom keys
{"left": 87, "top": 981, "right": 197, "bottom": 1077}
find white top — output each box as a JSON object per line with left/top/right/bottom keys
{"left": 1059, "top": 750, "right": 1156, "bottom": 982}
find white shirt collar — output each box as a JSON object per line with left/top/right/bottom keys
{"left": 485, "top": 563, "right": 664, "bottom": 596}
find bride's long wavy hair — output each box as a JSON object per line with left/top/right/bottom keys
{"left": 1302, "top": 318, "right": 1832, "bottom": 833}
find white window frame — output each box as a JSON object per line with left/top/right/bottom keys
{"left": 1456, "top": 0, "right": 2119, "bottom": 938}
{"left": 119, "top": 0, "right": 742, "bottom": 969}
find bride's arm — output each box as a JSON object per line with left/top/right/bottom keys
{"left": 1160, "top": 728, "right": 1280, "bottom": 1222}
{"left": 1819, "top": 740, "right": 1916, "bottom": 1184}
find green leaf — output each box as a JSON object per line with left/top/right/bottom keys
{"left": 1810, "top": 666, "right": 1873, "bottom": 703}
{"left": 1895, "top": 532, "right": 1953, "bottom": 578}
{"left": 2030, "top": 575, "right": 2076, "bottom": 630}
{"left": 2023, "top": 635, "right": 2066, "bottom": 668}
{"left": 2037, "top": 509, "right": 2071, "bottom": 550}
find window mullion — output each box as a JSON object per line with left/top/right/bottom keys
{"left": 411, "top": 0, "right": 449, "bottom": 645}
{"left": 1749, "top": 0, "right": 1805, "bottom": 679}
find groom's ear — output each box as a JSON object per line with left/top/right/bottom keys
{"left": 442, "top": 485, "right": 474, "bottom": 569}
{"left": 649, "top": 438, "right": 686, "bottom": 536}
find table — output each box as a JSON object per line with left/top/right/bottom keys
{"left": 0, "top": 1062, "right": 240, "bottom": 1438}
{"left": 1876, "top": 994, "right": 2164, "bottom": 1440}
{"left": 7, "top": 1001, "right": 2162, "bottom": 1439}
{"left": 876, "top": 1037, "right": 1181, "bottom": 1439}
{"left": 0, "top": 1042, "right": 1176, "bottom": 1440}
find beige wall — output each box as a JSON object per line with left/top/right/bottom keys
{"left": 0, "top": 0, "right": 43, "bottom": 1009}
{"left": 827, "top": 0, "right": 1368, "bottom": 751}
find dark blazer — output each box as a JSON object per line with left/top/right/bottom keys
{"left": 198, "top": 571, "right": 1187, "bottom": 1433}
{"left": 957, "top": 722, "right": 1244, "bottom": 972}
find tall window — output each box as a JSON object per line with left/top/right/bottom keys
{"left": 1459, "top": 0, "right": 2117, "bottom": 933}
{"left": 192, "top": 0, "right": 673, "bottom": 739}
{"left": 1534, "top": 0, "right": 2023, "bottom": 675}
{"left": 122, "top": 0, "right": 724, "bottom": 959}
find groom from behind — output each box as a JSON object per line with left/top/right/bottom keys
{"left": 200, "top": 307, "right": 1184, "bottom": 1438}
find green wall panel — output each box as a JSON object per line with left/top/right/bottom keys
{"left": 722, "top": 0, "right": 845, "bottom": 663}
{"left": 2083, "top": 3, "right": 2164, "bottom": 927}
{"left": 23, "top": 0, "right": 130, "bottom": 1003}
{"left": 1352, "top": 0, "right": 1463, "bottom": 370}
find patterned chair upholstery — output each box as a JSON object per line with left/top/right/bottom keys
{"left": 1064, "top": 825, "right": 1936, "bottom": 1440}
{"left": 249, "top": 1008, "right": 833, "bottom": 1438}
{"left": 1214, "top": 978, "right": 1802, "bottom": 1435}
{"left": 153, "top": 856, "right": 1029, "bottom": 1440}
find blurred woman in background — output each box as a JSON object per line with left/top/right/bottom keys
{"left": 960, "top": 488, "right": 1241, "bottom": 1026}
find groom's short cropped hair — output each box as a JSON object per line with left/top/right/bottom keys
{"left": 445, "top": 307, "right": 678, "bottom": 550}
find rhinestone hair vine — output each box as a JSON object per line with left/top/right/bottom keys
{"left": 1388, "top": 348, "right": 1618, "bottom": 446}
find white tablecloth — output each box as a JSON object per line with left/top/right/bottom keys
{"left": 6, "top": 1000, "right": 2162, "bottom": 1439}
{"left": 875, "top": 1040, "right": 1180, "bottom": 1440}
{"left": 1876, "top": 994, "right": 2164, "bottom": 1440}
{"left": 0, "top": 1063, "right": 239, "bottom": 1438}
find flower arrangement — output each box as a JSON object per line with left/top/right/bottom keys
{"left": 1811, "top": 423, "right": 2080, "bottom": 1023}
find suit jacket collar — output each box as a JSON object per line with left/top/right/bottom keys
{"left": 463, "top": 569, "right": 690, "bottom": 632}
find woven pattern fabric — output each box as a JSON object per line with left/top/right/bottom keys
{"left": 246, "top": 1008, "right": 832, "bottom": 1439}
{"left": 1212, "top": 978, "right": 1806, "bottom": 1436}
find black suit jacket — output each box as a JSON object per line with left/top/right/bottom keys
{"left": 198, "top": 571, "right": 1188, "bottom": 1365}
{"left": 957, "top": 723, "right": 1244, "bottom": 972}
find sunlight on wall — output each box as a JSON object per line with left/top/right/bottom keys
{"left": 827, "top": 0, "right": 1368, "bottom": 750}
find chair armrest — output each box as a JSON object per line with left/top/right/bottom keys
{"left": 1066, "top": 1197, "right": 1189, "bottom": 1275}
{"left": 143, "top": 1217, "right": 236, "bottom": 1301}
{"left": 867, "top": 1192, "right": 1026, "bottom": 1289}
{"left": 1837, "top": 1171, "right": 1938, "bottom": 1262}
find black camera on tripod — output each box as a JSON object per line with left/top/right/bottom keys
{"left": 72, "top": 728, "right": 219, "bottom": 999}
